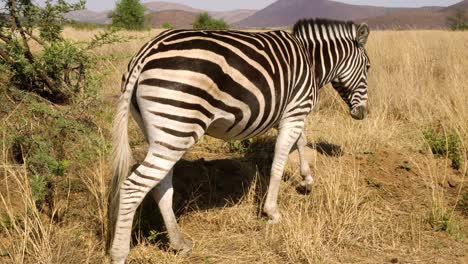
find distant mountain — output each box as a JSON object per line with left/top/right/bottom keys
{"left": 64, "top": 0, "right": 466, "bottom": 29}
{"left": 211, "top": 10, "right": 257, "bottom": 24}
{"left": 363, "top": 0, "right": 467, "bottom": 29}
{"left": 236, "top": 0, "right": 407, "bottom": 28}
{"left": 63, "top": 9, "right": 110, "bottom": 24}
{"left": 65, "top": 1, "right": 256, "bottom": 26}
{"left": 144, "top": 1, "right": 201, "bottom": 13}
{"left": 144, "top": 1, "right": 256, "bottom": 24}
{"left": 446, "top": 0, "right": 468, "bottom": 9}
{"left": 362, "top": 10, "right": 446, "bottom": 29}
{"left": 146, "top": 10, "right": 198, "bottom": 29}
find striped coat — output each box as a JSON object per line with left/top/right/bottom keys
{"left": 109, "top": 19, "right": 370, "bottom": 264}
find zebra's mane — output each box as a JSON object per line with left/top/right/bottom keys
{"left": 292, "top": 18, "right": 355, "bottom": 35}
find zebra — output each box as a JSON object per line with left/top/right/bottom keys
{"left": 108, "top": 18, "right": 370, "bottom": 263}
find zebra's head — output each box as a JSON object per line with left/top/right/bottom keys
{"left": 331, "top": 23, "right": 371, "bottom": 120}
{"left": 293, "top": 19, "right": 371, "bottom": 120}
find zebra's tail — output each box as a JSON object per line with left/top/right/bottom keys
{"left": 107, "top": 79, "right": 135, "bottom": 251}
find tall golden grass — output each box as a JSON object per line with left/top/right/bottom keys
{"left": 0, "top": 28, "right": 467, "bottom": 263}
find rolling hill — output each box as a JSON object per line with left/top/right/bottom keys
{"left": 235, "top": 0, "right": 406, "bottom": 28}
{"left": 235, "top": 0, "right": 466, "bottom": 29}
{"left": 363, "top": 0, "right": 468, "bottom": 29}
{"left": 143, "top": 1, "right": 256, "bottom": 24}
{"left": 146, "top": 10, "right": 198, "bottom": 29}
{"left": 63, "top": 10, "right": 110, "bottom": 24}
{"left": 64, "top": 0, "right": 466, "bottom": 29}
{"left": 65, "top": 1, "right": 256, "bottom": 26}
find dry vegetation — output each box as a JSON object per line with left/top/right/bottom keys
{"left": 1, "top": 28, "right": 467, "bottom": 263}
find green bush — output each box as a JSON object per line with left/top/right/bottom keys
{"left": 423, "top": 129, "right": 463, "bottom": 170}
{"left": 162, "top": 22, "right": 173, "bottom": 29}
{"left": 110, "top": 0, "right": 146, "bottom": 30}
{"left": 67, "top": 21, "right": 106, "bottom": 30}
{"left": 228, "top": 138, "right": 254, "bottom": 154}
{"left": 29, "top": 174, "right": 48, "bottom": 207}
{"left": 0, "top": 0, "right": 122, "bottom": 103}
{"left": 447, "top": 9, "right": 468, "bottom": 31}
{"left": 193, "top": 12, "right": 229, "bottom": 30}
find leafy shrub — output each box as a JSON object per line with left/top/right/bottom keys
{"left": 29, "top": 174, "right": 48, "bottom": 207}
{"left": 0, "top": 0, "right": 121, "bottom": 103}
{"left": 228, "top": 138, "right": 254, "bottom": 154}
{"left": 67, "top": 21, "right": 106, "bottom": 30}
{"left": 193, "top": 12, "right": 229, "bottom": 30}
{"left": 110, "top": 0, "right": 146, "bottom": 30}
{"left": 423, "top": 129, "right": 463, "bottom": 170}
{"left": 162, "top": 22, "right": 173, "bottom": 29}
{"left": 447, "top": 9, "right": 468, "bottom": 31}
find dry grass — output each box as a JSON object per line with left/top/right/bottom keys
{"left": 1, "top": 28, "right": 467, "bottom": 263}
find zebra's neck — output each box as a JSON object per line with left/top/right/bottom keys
{"left": 293, "top": 19, "right": 357, "bottom": 88}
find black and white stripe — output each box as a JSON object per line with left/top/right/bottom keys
{"left": 108, "top": 19, "right": 371, "bottom": 263}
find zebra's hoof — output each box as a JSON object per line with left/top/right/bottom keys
{"left": 297, "top": 176, "right": 314, "bottom": 194}
{"left": 267, "top": 216, "right": 281, "bottom": 224}
{"left": 173, "top": 239, "right": 193, "bottom": 256}
{"left": 299, "top": 180, "right": 313, "bottom": 191}
{"left": 266, "top": 212, "right": 281, "bottom": 224}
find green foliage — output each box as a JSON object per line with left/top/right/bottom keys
{"left": 29, "top": 174, "right": 47, "bottom": 206}
{"left": 423, "top": 129, "right": 463, "bottom": 170}
{"left": 4, "top": 89, "right": 111, "bottom": 208}
{"left": 162, "top": 22, "right": 173, "bottom": 29}
{"left": 193, "top": 12, "right": 229, "bottom": 30}
{"left": 427, "top": 208, "right": 465, "bottom": 241}
{"left": 147, "top": 229, "right": 159, "bottom": 243}
{"left": 228, "top": 138, "right": 254, "bottom": 154}
{"left": 1, "top": 213, "right": 13, "bottom": 229}
{"left": 447, "top": 9, "right": 468, "bottom": 31}
{"left": 0, "top": 0, "right": 122, "bottom": 103}
{"left": 399, "top": 161, "right": 413, "bottom": 171}
{"left": 110, "top": 0, "right": 146, "bottom": 30}
{"left": 459, "top": 190, "right": 468, "bottom": 215}
{"left": 67, "top": 21, "right": 106, "bottom": 30}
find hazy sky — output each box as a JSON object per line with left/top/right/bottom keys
{"left": 38, "top": 0, "right": 463, "bottom": 12}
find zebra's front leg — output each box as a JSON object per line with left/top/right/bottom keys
{"left": 297, "top": 131, "right": 314, "bottom": 192}
{"left": 150, "top": 169, "right": 193, "bottom": 255}
{"left": 263, "top": 124, "right": 304, "bottom": 224}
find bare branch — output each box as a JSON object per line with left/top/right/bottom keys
{"left": 25, "top": 31, "right": 46, "bottom": 46}
{"left": 0, "top": 47, "right": 15, "bottom": 66}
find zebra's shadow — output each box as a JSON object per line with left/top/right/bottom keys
{"left": 130, "top": 138, "right": 343, "bottom": 247}
{"left": 131, "top": 147, "right": 274, "bottom": 247}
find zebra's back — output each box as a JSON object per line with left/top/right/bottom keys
{"left": 128, "top": 29, "right": 314, "bottom": 140}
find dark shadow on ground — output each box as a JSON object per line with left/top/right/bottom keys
{"left": 130, "top": 138, "right": 344, "bottom": 247}
{"left": 131, "top": 150, "right": 275, "bottom": 246}
{"left": 309, "top": 141, "right": 344, "bottom": 157}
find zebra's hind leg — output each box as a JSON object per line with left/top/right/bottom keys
{"left": 263, "top": 124, "right": 304, "bottom": 224}
{"left": 110, "top": 145, "right": 192, "bottom": 263}
{"left": 297, "top": 131, "right": 314, "bottom": 192}
{"left": 150, "top": 168, "right": 193, "bottom": 255}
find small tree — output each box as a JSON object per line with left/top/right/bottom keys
{"left": 0, "top": 0, "right": 122, "bottom": 103}
{"left": 446, "top": 9, "right": 468, "bottom": 30}
{"left": 193, "top": 12, "right": 229, "bottom": 30}
{"left": 110, "top": 0, "right": 146, "bottom": 30}
{"left": 162, "top": 22, "right": 173, "bottom": 29}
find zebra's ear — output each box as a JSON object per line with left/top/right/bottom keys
{"left": 357, "top": 23, "right": 370, "bottom": 47}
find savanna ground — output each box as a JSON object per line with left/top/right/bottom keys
{"left": 0, "top": 28, "right": 467, "bottom": 263}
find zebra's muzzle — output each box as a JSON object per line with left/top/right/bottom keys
{"left": 350, "top": 105, "right": 367, "bottom": 120}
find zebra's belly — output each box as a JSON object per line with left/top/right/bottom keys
{"left": 205, "top": 118, "right": 236, "bottom": 140}
{"left": 206, "top": 114, "right": 280, "bottom": 141}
